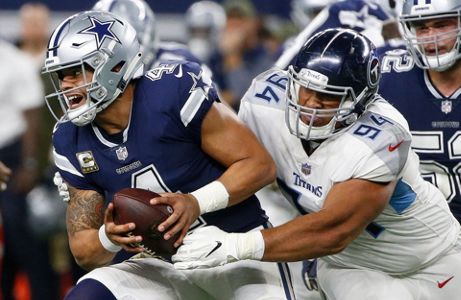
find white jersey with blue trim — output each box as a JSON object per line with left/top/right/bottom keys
{"left": 239, "top": 68, "right": 460, "bottom": 275}
{"left": 52, "top": 61, "right": 267, "bottom": 233}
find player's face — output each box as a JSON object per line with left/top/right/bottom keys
{"left": 297, "top": 86, "right": 341, "bottom": 126}
{"left": 58, "top": 67, "right": 94, "bottom": 110}
{"left": 411, "top": 17, "right": 458, "bottom": 56}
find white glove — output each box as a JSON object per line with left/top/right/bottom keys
{"left": 172, "top": 226, "right": 265, "bottom": 270}
{"left": 53, "top": 171, "right": 70, "bottom": 202}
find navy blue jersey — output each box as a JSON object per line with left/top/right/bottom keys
{"left": 379, "top": 49, "right": 461, "bottom": 221}
{"left": 313, "top": 0, "right": 390, "bottom": 36}
{"left": 153, "top": 41, "right": 203, "bottom": 69}
{"left": 275, "top": 0, "right": 392, "bottom": 69}
{"left": 53, "top": 61, "right": 267, "bottom": 233}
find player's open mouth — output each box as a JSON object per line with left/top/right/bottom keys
{"left": 67, "top": 94, "right": 85, "bottom": 108}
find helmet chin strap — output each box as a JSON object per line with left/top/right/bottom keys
{"left": 424, "top": 50, "right": 458, "bottom": 71}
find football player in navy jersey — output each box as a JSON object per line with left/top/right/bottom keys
{"left": 173, "top": 28, "right": 461, "bottom": 300}
{"left": 275, "top": 0, "right": 401, "bottom": 70}
{"left": 43, "top": 11, "right": 295, "bottom": 300}
{"left": 379, "top": 0, "right": 461, "bottom": 222}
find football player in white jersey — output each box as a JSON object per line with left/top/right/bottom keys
{"left": 173, "top": 28, "right": 461, "bottom": 300}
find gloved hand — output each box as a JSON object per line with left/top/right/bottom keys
{"left": 172, "top": 225, "right": 264, "bottom": 270}
{"left": 53, "top": 171, "right": 70, "bottom": 202}
{"left": 302, "top": 259, "right": 319, "bottom": 291}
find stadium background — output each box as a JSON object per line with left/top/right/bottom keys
{"left": 0, "top": 0, "right": 291, "bottom": 43}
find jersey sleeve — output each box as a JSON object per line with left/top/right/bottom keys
{"left": 52, "top": 123, "right": 102, "bottom": 192}
{"left": 176, "top": 61, "right": 219, "bottom": 138}
{"left": 140, "top": 61, "right": 219, "bottom": 144}
{"left": 330, "top": 106, "right": 412, "bottom": 183}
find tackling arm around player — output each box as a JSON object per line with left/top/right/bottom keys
{"left": 259, "top": 179, "right": 395, "bottom": 262}
{"left": 173, "top": 28, "right": 461, "bottom": 300}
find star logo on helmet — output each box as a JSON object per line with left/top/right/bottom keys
{"left": 188, "top": 70, "right": 211, "bottom": 99}
{"left": 78, "top": 16, "right": 121, "bottom": 49}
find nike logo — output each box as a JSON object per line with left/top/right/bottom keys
{"left": 388, "top": 140, "right": 404, "bottom": 152}
{"left": 174, "top": 65, "right": 183, "bottom": 78}
{"left": 205, "top": 241, "right": 222, "bottom": 257}
{"left": 437, "top": 276, "right": 454, "bottom": 288}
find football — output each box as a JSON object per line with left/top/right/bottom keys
{"left": 112, "top": 188, "right": 179, "bottom": 260}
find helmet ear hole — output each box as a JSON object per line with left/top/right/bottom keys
{"left": 111, "top": 61, "right": 126, "bottom": 73}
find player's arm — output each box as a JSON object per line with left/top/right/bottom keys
{"left": 173, "top": 178, "right": 395, "bottom": 269}
{"left": 261, "top": 178, "right": 394, "bottom": 261}
{"left": 66, "top": 185, "right": 142, "bottom": 270}
{"left": 152, "top": 101, "right": 276, "bottom": 246}
{"left": 201, "top": 101, "right": 276, "bottom": 202}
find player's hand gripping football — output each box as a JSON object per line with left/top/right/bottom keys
{"left": 103, "top": 202, "right": 145, "bottom": 253}
{"left": 150, "top": 192, "right": 201, "bottom": 247}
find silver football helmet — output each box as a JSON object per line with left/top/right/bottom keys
{"left": 93, "top": 0, "right": 158, "bottom": 67}
{"left": 399, "top": 0, "right": 461, "bottom": 71}
{"left": 185, "top": 1, "right": 226, "bottom": 62}
{"left": 42, "top": 10, "right": 143, "bottom": 126}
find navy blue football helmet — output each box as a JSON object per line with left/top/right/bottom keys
{"left": 286, "top": 28, "right": 381, "bottom": 140}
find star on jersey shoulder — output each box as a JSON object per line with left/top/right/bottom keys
{"left": 187, "top": 70, "right": 211, "bottom": 99}
{"left": 78, "top": 16, "right": 121, "bottom": 49}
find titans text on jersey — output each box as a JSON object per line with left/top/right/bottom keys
{"left": 239, "top": 68, "right": 460, "bottom": 274}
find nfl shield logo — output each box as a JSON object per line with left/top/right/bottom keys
{"left": 441, "top": 100, "right": 452, "bottom": 114}
{"left": 301, "top": 163, "right": 311, "bottom": 175}
{"left": 116, "top": 146, "right": 128, "bottom": 161}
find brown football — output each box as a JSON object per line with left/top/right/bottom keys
{"left": 112, "top": 188, "right": 178, "bottom": 260}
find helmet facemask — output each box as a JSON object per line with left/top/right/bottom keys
{"left": 42, "top": 11, "right": 144, "bottom": 127}
{"left": 400, "top": 13, "right": 461, "bottom": 71}
{"left": 285, "top": 66, "right": 362, "bottom": 141}
{"left": 45, "top": 51, "right": 110, "bottom": 126}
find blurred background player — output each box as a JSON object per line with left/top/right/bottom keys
{"left": 290, "top": 0, "right": 333, "bottom": 30}
{"left": 274, "top": 0, "right": 401, "bottom": 69}
{"left": 0, "top": 161, "right": 12, "bottom": 191}
{"left": 185, "top": 0, "right": 226, "bottom": 65}
{"left": 92, "top": 0, "right": 206, "bottom": 72}
{"left": 14, "top": 2, "right": 79, "bottom": 297}
{"left": 0, "top": 37, "right": 60, "bottom": 300}
{"left": 379, "top": 0, "right": 461, "bottom": 222}
{"left": 15, "top": 3, "right": 50, "bottom": 69}
{"left": 208, "top": 0, "right": 274, "bottom": 110}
